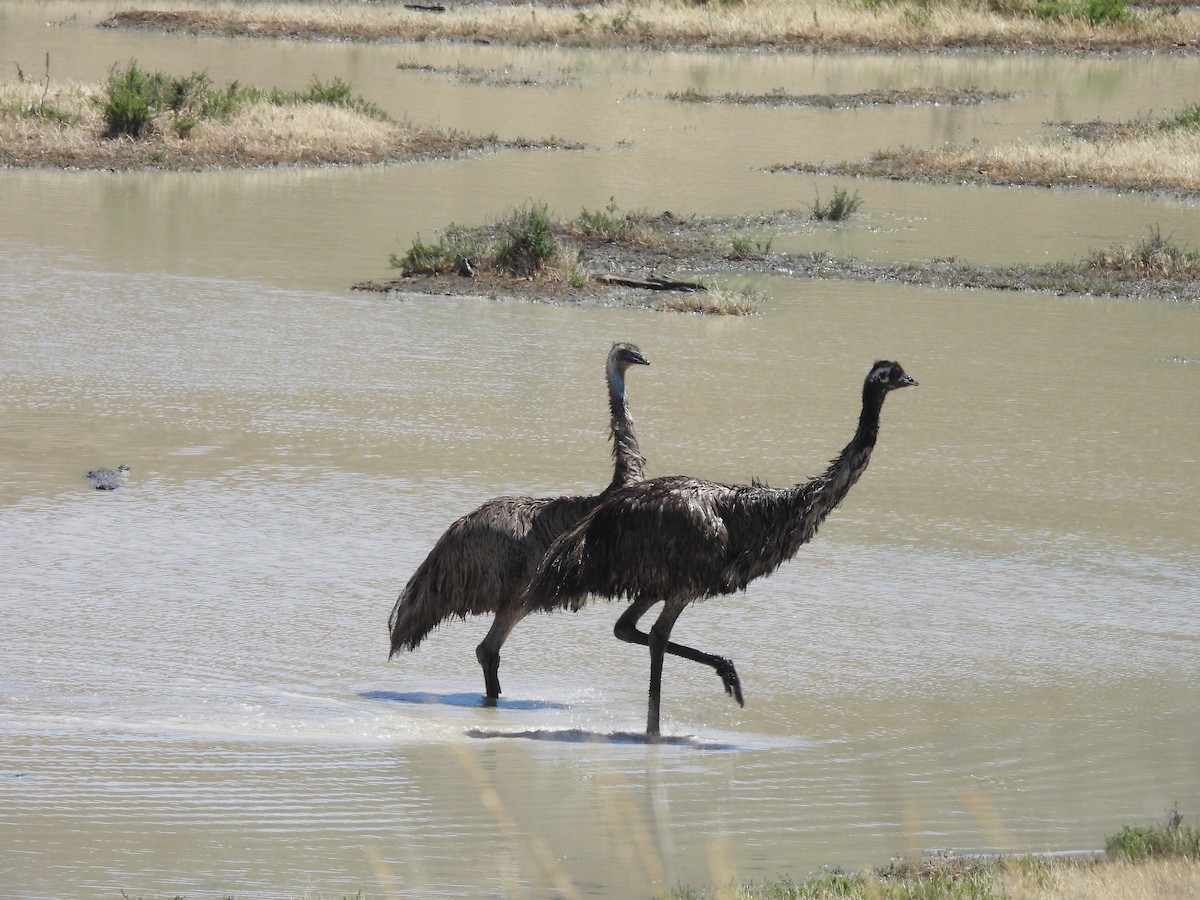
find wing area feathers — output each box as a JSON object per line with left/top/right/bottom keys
{"left": 388, "top": 493, "right": 595, "bottom": 654}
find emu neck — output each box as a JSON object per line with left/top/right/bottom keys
{"left": 606, "top": 365, "right": 646, "bottom": 491}
{"left": 796, "top": 381, "right": 888, "bottom": 529}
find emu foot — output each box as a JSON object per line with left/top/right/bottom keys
{"left": 715, "top": 657, "right": 743, "bottom": 707}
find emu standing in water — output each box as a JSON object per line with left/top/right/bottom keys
{"left": 388, "top": 342, "right": 650, "bottom": 702}
{"left": 526, "top": 360, "right": 917, "bottom": 735}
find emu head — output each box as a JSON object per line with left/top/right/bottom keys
{"left": 609, "top": 342, "right": 651, "bottom": 373}
{"left": 868, "top": 360, "right": 918, "bottom": 391}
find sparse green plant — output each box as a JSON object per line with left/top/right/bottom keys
{"left": 1032, "top": 0, "right": 1131, "bottom": 23}
{"left": 729, "top": 235, "right": 755, "bottom": 258}
{"left": 1159, "top": 102, "right": 1200, "bottom": 131}
{"left": 728, "top": 234, "right": 774, "bottom": 259}
{"left": 1084, "top": 225, "right": 1200, "bottom": 277}
{"left": 1107, "top": 805, "right": 1200, "bottom": 861}
{"left": 810, "top": 186, "right": 863, "bottom": 221}
{"left": 902, "top": 4, "right": 934, "bottom": 26}
{"left": 574, "top": 197, "right": 646, "bottom": 243}
{"left": 609, "top": 9, "right": 634, "bottom": 32}
{"left": 390, "top": 233, "right": 462, "bottom": 275}
{"left": 267, "top": 76, "right": 392, "bottom": 122}
{"left": 495, "top": 202, "right": 560, "bottom": 276}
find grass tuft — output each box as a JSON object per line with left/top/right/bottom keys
{"left": 1083, "top": 225, "right": 1200, "bottom": 278}
{"left": 99, "top": 60, "right": 390, "bottom": 140}
{"left": 1106, "top": 805, "right": 1200, "bottom": 861}
{"left": 810, "top": 186, "right": 864, "bottom": 221}
{"left": 1159, "top": 103, "right": 1200, "bottom": 132}
{"left": 574, "top": 197, "right": 652, "bottom": 243}
{"left": 495, "top": 201, "right": 560, "bottom": 276}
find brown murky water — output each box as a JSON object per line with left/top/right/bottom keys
{"left": 1, "top": 3, "right": 1198, "bottom": 897}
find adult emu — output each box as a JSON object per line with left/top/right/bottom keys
{"left": 388, "top": 342, "right": 650, "bottom": 702}
{"left": 526, "top": 360, "right": 917, "bottom": 735}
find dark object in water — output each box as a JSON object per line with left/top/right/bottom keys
{"left": 86, "top": 464, "right": 130, "bottom": 490}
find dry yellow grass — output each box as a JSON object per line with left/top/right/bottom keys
{"left": 0, "top": 80, "right": 505, "bottom": 169}
{"left": 1003, "top": 857, "right": 1200, "bottom": 900}
{"left": 791, "top": 126, "right": 1200, "bottom": 195}
{"left": 104, "top": 0, "right": 1200, "bottom": 54}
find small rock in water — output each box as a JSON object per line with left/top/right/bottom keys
{"left": 86, "top": 464, "right": 130, "bottom": 491}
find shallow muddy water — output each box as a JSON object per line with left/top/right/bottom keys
{"left": 1, "top": 3, "right": 1198, "bottom": 898}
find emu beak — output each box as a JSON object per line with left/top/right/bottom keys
{"left": 900, "top": 374, "right": 918, "bottom": 388}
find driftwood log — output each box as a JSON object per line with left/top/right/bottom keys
{"left": 591, "top": 273, "right": 705, "bottom": 292}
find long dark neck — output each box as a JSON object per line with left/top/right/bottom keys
{"left": 791, "top": 379, "right": 888, "bottom": 534}
{"left": 606, "top": 364, "right": 646, "bottom": 491}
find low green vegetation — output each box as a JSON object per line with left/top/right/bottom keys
{"left": 1106, "top": 806, "right": 1200, "bottom": 861}
{"left": 377, "top": 207, "right": 1200, "bottom": 308}
{"left": 391, "top": 200, "right": 661, "bottom": 282}
{"left": 390, "top": 206, "right": 561, "bottom": 279}
{"left": 810, "top": 186, "right": 864, "bottom": 221}
{"left": 1030, "top": 0, "right": 1132, "bottom": 24}
{"left": 575, "top": 197, "right": 652, "bottom": 243}
{"left": 729, "top": 234, "right": 774, "bottom": 259}
{"left": 1159, "top": 102, "right": 1200, "bottom": 132}
{"left": 4, "top": 56, "right": 78, "bottom": 126}
{"left": 1083, "top": 225, "right": 1200, "bottom": 278}
{"left": 100, "top": 59, "right": 389, "bottom": 139}
{"left": 668, "top": 813, "right": 1198, "bottom": 899}
{"left": 495, "top": 201, "right": 560, "bottom": 276}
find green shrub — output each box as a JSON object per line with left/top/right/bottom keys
{"left": 102, "top": 60, "right": 157, "bottom": 137}
{"left": 1159, "top": 103, "right": 1200, "bottom": 131}
{"left": 575, "top": 197, "right": 644, "bottom": 242}
{"left": 390, "top": 225, "right": 485, "bottom": 276}
{"left": 811, "top": 186, "right": 863, "bottom": 221}
{"left": 390, "top": 234, "right": 460, "bottom": 275}
{"left": 100, "top": 61, "right": 388, "bottom": 139}
{"left": 1106, "top": 808, "right": 1200, "bottom": 861}
{"left": 495, "top": 202, "right": 560, "bottom": 275}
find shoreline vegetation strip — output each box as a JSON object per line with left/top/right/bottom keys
{"left": 98, "top": 3, "right": 1200, "bottom": 55}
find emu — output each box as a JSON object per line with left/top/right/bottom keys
{"left": 526, "top": 360, "right": 917, "bottom": 735}
{"left": 388, "top": 342, "right": 650, "bottom": 702}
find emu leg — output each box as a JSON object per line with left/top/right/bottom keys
{"left": 645, "top": 599, "right": 688, "bottom": 737}
{"left": 475, "top": 605, "right": 528, "bottom": 704}
{"left": 614, "top": 599, "right": 743, "bottom": 707}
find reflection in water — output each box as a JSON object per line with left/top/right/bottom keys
{"left": 0, "top": 3, "right": 1198, "bottom": 898}
{"left": 466, "top": 728, "right": 745, "bottom": 749}
{"left": 363, "top": 690, "right": 570, "bottom": 711}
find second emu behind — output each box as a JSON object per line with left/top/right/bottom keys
{"left": 388, "top": 342, "right": 650, "bottom": 701}
{"left": 526, "top": 360, "right": 917, "bottom": 736}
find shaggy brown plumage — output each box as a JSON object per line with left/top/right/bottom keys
{"left": 527, "top": 360, "right": 917, "bottom": 735}
{"left": 388, "top": 342, "right": 649, "bottom": 701}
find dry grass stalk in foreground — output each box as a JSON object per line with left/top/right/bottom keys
{"left": 1024, "top": 857, "right": 1200, "bottom": 900}
{"left": 0, "top": 80, "right": 500, "bottom": 170}
{"left": 295, "top": 813, "right": 1200, "bottom": 899}
{"left": 104, "top": 2, "right": 1200, "bottom": 54}
{"left": 779, "top": 126, "right": 1200, "bottom": 196}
